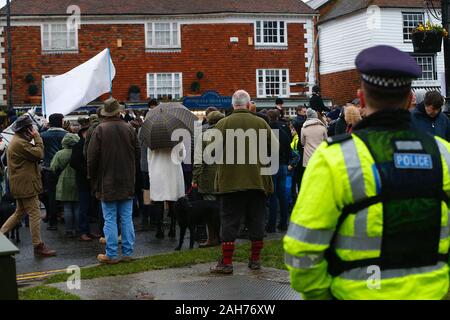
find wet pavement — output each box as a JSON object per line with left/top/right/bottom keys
{"left": 51, "top": 263, "right": 300, "bottom": 300}
{"left": 12, "top": 210, "right": 195, "bottom": 275}
{"left": 11, "top": 211, "right": 285, "bottom": 276}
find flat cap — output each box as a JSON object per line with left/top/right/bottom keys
{"left": 356, "top": 45, "right": 422, "bottom": 89}
{"left": 12, "top": 115, "right": 33, "bottom": 133}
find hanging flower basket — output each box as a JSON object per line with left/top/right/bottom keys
{"left": 412, "top": 22, "right": 448, "bottom": 54}
{"left": 412, "top": 31, "right": 443, "bottom": 53}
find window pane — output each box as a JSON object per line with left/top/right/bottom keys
{"left": 413, "top": 55, "right": 435, "bottom": 80}
{"left": 147, "top": 23, "right": 153, "bottom": 46}
{"left": 148, "top": 73, "right": 182, "bottom": 99}
{"left": 172, "top": 23, "right": 179, "bottom": 46}
{"left": 68, "top": 30, "right": 76, "bottom": 48}
{"left": 155, "top": 23, "right": 171, "bottom": 46}
{"left": 44, "top": 23, "right": 79, "bottom": 50}
{"left": 257, "top": 69, "right": 289, "bottom": 97}
{"left": 43, "top": 24, "right": 50, "bottom": 49}
{"left": 148, "top": 22, "right": 179, "bottom": 47}
{"left": 256, "top": 20, "right": 286, "bottom": 44}
{"left": 403, "top": 12, "right": 424, "bottom": 41}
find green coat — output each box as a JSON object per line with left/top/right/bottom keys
{"left": 214, "top": 109, "right": 275, "bottom": 195}
{"left": 51, "top": 133, "right": 80, "bottom": 202}
{"left": 193, "top": 117, "right": 222, "bottom": 194}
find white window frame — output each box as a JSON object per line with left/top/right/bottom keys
{"left": 41, "top": 23, "right": 78, "bottom": 53}
{"left": 254, "top": 20, "right": 288, "bottom": 47}
{"left": 402, "top": 11, "right": 425, "bottom": 42}
{"left": 412, "top": 54, "right": 437, "bottom": 82}
{"left": 146, "top": 72, "right": 183, "bottom": 100}
{"left": 145, "top": 22, "right": 181, "bottom": 49}
{"left": 256, "top": 69, "right": 290, "bottom": 98}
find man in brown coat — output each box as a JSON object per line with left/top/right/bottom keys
{"left": 1, "top": 115, "right": 56, "bottom": 257}
{"left": 87, "top": 98, "right": 140, "bottom": 264}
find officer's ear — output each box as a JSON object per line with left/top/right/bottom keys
{"left": 357, "top": 88, "right": 366, "bottom": 109}
{"left": 405, "top": 91, "right": 413, "bottom": 111}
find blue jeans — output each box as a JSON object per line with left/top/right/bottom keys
{"left": 64, "top": 202, "right": 80, "bottom": 233}
{"left": 78, "top": 191, "right": 91, "bottom": 235}
{"left": 101, "top": 199, "right": 135, "bottom": 259}
{"left": 268, "top": 165, "right": 288, "bottom": 229}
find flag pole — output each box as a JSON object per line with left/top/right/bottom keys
{"left": 6, "top": 0, "right": 13, "bottom": 122}
{"left": 107, "top": 48, "right": 112, "bottom": 98}
{"left": 42, "top": 77, "right": 46, "bottom": 118}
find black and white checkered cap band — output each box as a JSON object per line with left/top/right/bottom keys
{"left": 361, "top": 74, "right": 413, "bottom": 88}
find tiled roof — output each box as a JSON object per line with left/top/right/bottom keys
{"left": 320, "top": 0, "right": 437, "bottom": 22}
{"left": 2, "top": 0, "right": 316, "bottom": 16}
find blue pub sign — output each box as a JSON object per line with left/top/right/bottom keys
{"left": 182, "top": 90, "right": 232, "bottom": 110}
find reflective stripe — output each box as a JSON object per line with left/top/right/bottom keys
{"left": 354, "top": 207, "right": 369, "bottom": 237}
{"left": 335, "top": 226, "right": 449, "bottom": 251}
{"left": 448, "top": 211, "right": 450, "bottom": 227}
{"left": 341, "top": 139, "right": 366, "bottom": 202}
{"left": 285, "top": 252, "right": 324, "bottom": 269}
{"left": 340, "top": 262, "right": 447, "bottom": 280}
{"left": 286, "top": 222, "right": 334, "bottom": 245}
{"left": 335, "top": 235, "right": 382, "bottom": 251}
{"left": 341, "top": 139, "right": 370, "bottom": 239}
{"left": 441, "top": 226, "right": 450, "bottom": 239}
{"left": 436, "top": 138, "right": 450, "bottom": 181}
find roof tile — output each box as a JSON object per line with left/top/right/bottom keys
{"left": 321, "top": 0, "right": 437, "bottom": 22}
{"left": 3, "top": 0, "right": 316, "bottom": 16}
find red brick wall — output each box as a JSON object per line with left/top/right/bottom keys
{"left": 320, "top": 69, "right": 361, "bottom": 106}
{"left": 6, "top": 22, "right": 308, "bottom": 104}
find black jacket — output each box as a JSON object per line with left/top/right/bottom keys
{"left": 411, "top": 102, "right": 450, "bottom": 141}
{"left": 270, "top": 122, "right": 292, "bottom": 166}
{"left": 335, "top": 109, "right": 347, "bottom": 136}
{"left": 40, "top": 128, "right": 67, "bottom": 168}
{"left": 309, "top": 94, "right": 330, "bottom": 113}
{"left": 292, "top": 115, "right": 307, "bottom": 135}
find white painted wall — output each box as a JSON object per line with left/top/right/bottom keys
{"left": 0, "top": 27, "right": 6, "bottom": 105}
{"left": 373, "top": 8, "right": 444, "bottom": 88}
{"left": 318, "top": 7, "right": 444, "bottom": 89}
{"left": 318, "top": 10, "right": 373, "bottom": 75}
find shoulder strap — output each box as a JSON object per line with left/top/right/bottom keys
{"left": 326, "top": 133, "right": 352, "bottom": 146}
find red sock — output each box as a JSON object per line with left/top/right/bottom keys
{"left": 251, "top": 240, "right": 264, "bottom": 262}
{"left": 222, "top": 242, "right": 235, "bottom": 265}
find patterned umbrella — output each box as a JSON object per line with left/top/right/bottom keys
{"left": 140, "top": 103, "right": 199, "bottom": 150}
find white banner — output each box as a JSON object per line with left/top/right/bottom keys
{"left": 42, "top": 48, "right": 116, "bottom": 118}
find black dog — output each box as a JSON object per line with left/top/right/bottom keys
{"left": 0, "top": 195, "right": 19, "bottom": 243}
{"left": 174, "top": 194, "right": 220, "bottom": 251}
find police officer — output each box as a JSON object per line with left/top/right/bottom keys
{"left": 284, "top": 45, "right": 450, "bottom": 300}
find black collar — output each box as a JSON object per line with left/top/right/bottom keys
{"left": 353, "top": 109, "right": 411, "bottom": 131}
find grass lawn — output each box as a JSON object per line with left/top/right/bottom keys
{"left": 18, "top": 239, "right": 284, "bottom": 300}
{"left": 44, "top": 239, "right": 285, "bottom": 285}
{"left": 19, "top": 286, "right": 81, "bottom": 300}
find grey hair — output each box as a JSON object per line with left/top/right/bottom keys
{"left": 232, "top": 90, "right": 251, "bottom": 108}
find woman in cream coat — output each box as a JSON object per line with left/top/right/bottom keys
{"left": 301, "top": 108, "right": 328, "bottom": 168}
{"left": 147, "top": 142, "right": 186, "bottom": 239}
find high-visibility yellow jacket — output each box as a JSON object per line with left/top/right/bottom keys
{"left": 284, "top": 134, "right": 450, "bottom": 300}
{"left": 291, "top": 134, "right": 299, "bottom": 151}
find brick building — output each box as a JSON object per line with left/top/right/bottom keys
{"left": 0, "top": 0, "right": 319, "bottom": 116}
{"left": 308, "top": 0, "right": 445, "bottom": 106}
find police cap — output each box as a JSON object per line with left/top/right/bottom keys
{"left": 355, "top": 45, "right": 422, "bottom": 89}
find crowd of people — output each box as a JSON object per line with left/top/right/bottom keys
{"left": 0, "top": 79, "right": 449, "bottom": 273}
